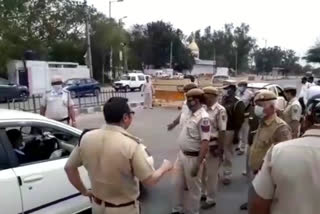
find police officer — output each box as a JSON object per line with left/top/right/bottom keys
{"left": 281, "top": 86, "right": 302, "bottom": 138}
{"left": 65, "top": 97, "right": 173, "bottom": 214}
{"left": 221, "top": 80, "right": 245, "bottom": 185}
{"left": 249, "top": 97, "right": 320, "bottom": 214}
{"left": 40, "top": 75, "right": 76, "bottom": 127}
{"left": 201, "top": 86, "right": 227, "bottom": 210}
{"left": 249, "top": 90, "right": 292, "bottom": 174}
{"left": 171, "top": 88, "right": 211, "bottom": 214}
{"left": 167, "top": 83, "right": 197, "bottom": 131}
{"left": 236, "top": 80, "right": 254, "bottom": 155}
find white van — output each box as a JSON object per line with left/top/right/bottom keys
{"left": 113, "top": 73, "right": 147, "bottom": 92}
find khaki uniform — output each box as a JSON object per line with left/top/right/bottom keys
{"left": 252, "top": 129, "right": 320, "bottom": 214}
{"left": 201, "top": 103, "right": 227, "bottom": 204}
{"left": 172, "top": 107, "right": 211, "bottom": 214}
{"left": 41, "top": 89, "right": 74, "bottom": 122}
{"left": 66, "top": 125, "right": 154, "bottom": 214}
{"left": 249, "top": 114, "right": 292, "bottom": 172}
{"left": 281, "top": 97, "right": 302, "bottom": 137}
{"left": 221, "top": 95, "right": 245, "bottom": 179}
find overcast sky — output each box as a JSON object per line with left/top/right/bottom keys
{"left": 86, "top": 0, "right": 319, "bottom": 60}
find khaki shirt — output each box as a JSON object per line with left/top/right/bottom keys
{"left": 206, "top": 103, "right": 227, "bottom": 145}
{"left": 41, "top": 89, "right": 74, "bottom": 120}
{"left": 65, "top": 125, "right": 154, "bottom": 205}
{"left": 282, "top": 97, "right": 302, "bottom": 123}
{"left": 178, "top": 107, "right": 211, "bottom": 152}
{"left": 253, "top": 129, "right": 320, "bottom": 214}
{"left": 249, "top": 114, "right": 292, "bottom": 171}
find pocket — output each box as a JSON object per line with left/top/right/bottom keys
{"left": 186, "top": 121, "right": 199, "bottom": 139}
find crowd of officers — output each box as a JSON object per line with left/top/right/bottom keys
{"left": 62, "top": 74, "right": 320, "bottom": 214}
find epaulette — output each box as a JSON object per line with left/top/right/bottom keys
{"left": 78, "top": 129, "right": 97, "bottom": 146}
{"left": 120, "top": 132, "right": 142, "bottom": 144}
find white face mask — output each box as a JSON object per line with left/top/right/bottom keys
{"left": 254, "top": 105, "right": 265, "bottom": 118}
{"left": 52, "top": 84, "right": 62, "bottom": 91}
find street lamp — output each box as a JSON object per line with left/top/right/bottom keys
{"left": 109, "top": 0, "right": 124, "bottom": 18}
{"left": 232, "top": 41, "right": 238, "bottom": 76}
{"left": 119, "top": 16, "right": 127, "bottom": 25}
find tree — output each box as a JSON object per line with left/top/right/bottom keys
{"left": 304, "top": 44, "right": 320, "bottom": 63}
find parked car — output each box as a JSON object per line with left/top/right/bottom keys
{"left": 113, "top": 73, "right": 147, "bottom": 92}
{"left": 0, "top": 109, "right": 90, "bottom": 214}
{"left": 248, "top": 82, "right": 287, "bottom": 110}
{"left": 0, "top": 78, "right": 29, "bottom": 102}
{"left": 63, "top": 78, "right": 100, "bottom": 98}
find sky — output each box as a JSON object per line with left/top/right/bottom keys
{"left": 86, "top": 0, "right": 320, "bottom": 61}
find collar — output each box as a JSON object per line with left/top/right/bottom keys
{"left": 303, "top": 128, "right": 320, "bottom": 137}
{"left": 104, "top": 124, "right": 142, "bottom": 143}
{"left": 288, "top": 97, "right": 298, "bottom": 105}
{"left": 263, "top": 114, "right": 277, "bottom": 126}
{"left": 208, "top": 102, "right": 219, "bottom": 111}
{"left": 192, "top": 107, "right": 203, "bottom": 117}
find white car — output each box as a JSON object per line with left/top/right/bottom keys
{"left": 113, "top": 73, "right": 147, "bottom": 92}
{"left": 0, "top": 109, "right": 91, "bottom": 214}
{"left": 248, "top": 82, "right": 287, "bottom": 110}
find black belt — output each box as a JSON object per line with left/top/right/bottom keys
{"left": 93, "top": 196, "right": 136, "bottom": 208}
{"left": 182, "top": 150, "right": 199, "bottom": 157}
{"left": 57, "top": 117, "right": 70, "bottom": 122}
{"left": 210, "top": 137, "right": 218, "bottom": 142}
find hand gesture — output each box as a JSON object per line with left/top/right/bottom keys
{"left": 162, "top": 159, "right": 173, "bottom": 172}
{"left": 167, "top": 123, "right": 176, "bottom": 131}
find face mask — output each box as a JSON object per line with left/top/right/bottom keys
{"left": 254, "top": 105, "right": 265, "bottom": 118}
{"left": 52, "top": 84, "right": 62, "bottom": 91}
{"left": 238, "top": 86, "right": 246, "bottom": 93}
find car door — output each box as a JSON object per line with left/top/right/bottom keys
{"left": 8, "top": 121, "right": 90, "bottom": 214}
{"left": 130, "top": 76, "right": 138, "bottom": 88}
{"left": 0, "top": 129, "right": 23, "bottom": 214}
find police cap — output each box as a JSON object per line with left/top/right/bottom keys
{"left": 183, "top": 83, "right": 197, "bottom": 92}
{"left": 222, "top": 80, "right": 237, "bottom": 89}
{"left": 203, "top": 86, "right": 219, "bottom": 95}
{"left": 283, "top": 86, "right": 297, "bottom": 92}
{"left": 254, "top": 90, "right": 277, "bottom": 102}
{"left": 186, "top": 88, "right": 204, "bottom": 98}
{"left": 238, "top": 80, "right": 248, "bottom": 87}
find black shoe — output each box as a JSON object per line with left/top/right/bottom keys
{"left": 235, "top": 147, "right": 240, "bottom": 151}
{"left": 201, "top": 201, "right": 216, "bottom": 209}
{"left": 201, "top": 195, "right": 207, "bottom": 201}
{"left": 171, "top": 212, "right": 184, "bottom": 214}
{"left": 240, "top": 202, "right": 248, "bottom": 210}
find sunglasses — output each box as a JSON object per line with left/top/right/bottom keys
{"left": 51, "top": 81, "right": 63, "bottom": 85}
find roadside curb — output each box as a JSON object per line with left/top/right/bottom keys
{"left": 75, "top": 102, "right": 144, "bottom": 115}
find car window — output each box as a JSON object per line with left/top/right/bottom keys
{"left": 131, "top": 76, "right": 136, "bottom": 81}
{"left": 276, "top": 86, "right": 285, "bottom": 98}
{"left": 138, "top": 75, "right": 145, "bottom": 81}
{"left": 5, "top": 126, "right": 78, "bottom": 166}
{"left": 80, "top": 79, "right": 86, "bottom": 84}
{"left": 0, "top": 130, "right": 11, "bottom": 170}
{"left": 121, "top": 75, "right": 130, "bottom": 80}
{"left": 86, "top": 79, "right": 94, "bottom": 84}
{"left": 268, "top": 86, "right": 278, "bottom": 96}
{"left": 0, "top": 78, "right": 9, "bottom": 85}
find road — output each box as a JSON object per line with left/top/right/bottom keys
{"left": 76, "top": 108, "right": 249, "bottom": 214}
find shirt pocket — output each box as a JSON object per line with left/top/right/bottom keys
{"left": 256, "top": 130, "right": 272, "bottom": 150}
{"left": 186, "top": 120, "right": 200, "bottom": 139}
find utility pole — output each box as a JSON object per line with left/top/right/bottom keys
{"left": 169, "top": 41, "right": 173, "bottom": 68}
{"left": 84, "top": 0, "right": 93, "bottom": 78}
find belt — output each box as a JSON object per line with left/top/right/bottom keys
{"left": 210, "top": 137, "right": 218, "bottom": 142}
{"left": 182, "top": 150, "right": 199, "bottom": 157}
{"left": 93, "top": 196, "right": 136, "bottom": 208}
{"left": 57, "top": 117, "right": 70, "bottom": 122}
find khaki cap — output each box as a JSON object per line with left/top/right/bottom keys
{"left": 183, "top": 83, "right": 197, "bottom": 92}
{"left": 186, "top": 88, "right": 204, "bottom": 97}
{"left": 283, "top": 86, "right": 297, "bottom": 92}
{"left": 254, "top": 90, "right": 277, "bottom": 102}
{"left": 222, "top": 80, "right": 237, "bottom": 89}
{"left": 203, "top": 86, "right": 219, "bottom": 95}
{"left": 238, "top": 80, "right": 248, "bottom": 86}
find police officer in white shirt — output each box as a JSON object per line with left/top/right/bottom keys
{"left": 40, "top": 76, "right": 76, "bottom": 127}
{"left": 249, "top": 97, "right": 320, "bottom": 214}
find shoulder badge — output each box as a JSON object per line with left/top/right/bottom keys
{"left": 200, "top": 118, "right": 210, "bottom": 132}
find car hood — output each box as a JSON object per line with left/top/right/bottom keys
{"left": 114, "top": 80, "right": 130, "bottom": 84}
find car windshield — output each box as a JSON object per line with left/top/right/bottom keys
{"left": 0, "top": 78, "right": 9, "bottom": 85}
{"left": 121, "top": 76, "right": 130, "bottom": 80}
{"left": 65, "top": 79, "right": 79, "bottom": 85}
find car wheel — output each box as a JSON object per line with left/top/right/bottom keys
{"left": 94, "top": 89, "right": 100, "bottom": 97}
{"left": 125, "top": 85, "right": 130, "bottom": 92}
{"left": 70, "top": 91, "right": 77, "bottom": 98}
{"left": 19, "top": 92, "right": 28, "bottom": 101}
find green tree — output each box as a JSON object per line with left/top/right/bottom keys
{"left": 304, "top": 44, "right": 320, "bottom": 63}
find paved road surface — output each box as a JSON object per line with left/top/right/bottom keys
{"left": 77, "top": 108, "right": 248, "bottom": 214}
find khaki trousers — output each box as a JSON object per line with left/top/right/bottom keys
{"left": 222, "top": 130, "right": 235, "bottom": 179}
{"left": 172, "top": 151, "right": 201, "bottom": 214}
{"left": 92, "top": 201, "right": 140, "bottom": 214}
{"left": 201, "top": 153, "right": 220, "bottom": 204}
{"left": 238, "top": 118, "right": 249, "bottom": 152}
{"left": 143, "top": 93, "right": 153, "bottom": 108}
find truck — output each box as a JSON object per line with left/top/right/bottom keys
{"left": 7, "top": 60, "right": 90, "bottom": 95}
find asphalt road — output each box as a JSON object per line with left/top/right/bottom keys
{"left": 77, "top": 107, "right": 249, "bottom": 214}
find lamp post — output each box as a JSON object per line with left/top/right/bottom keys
{"left": 109, "top": 0, "right": 123, "bottom": 18}
{"left": 232, "top": 41, "right": 238, "bottom": 76}
{"left": 119, "top": 16, "right": 127, "bottom": 25}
